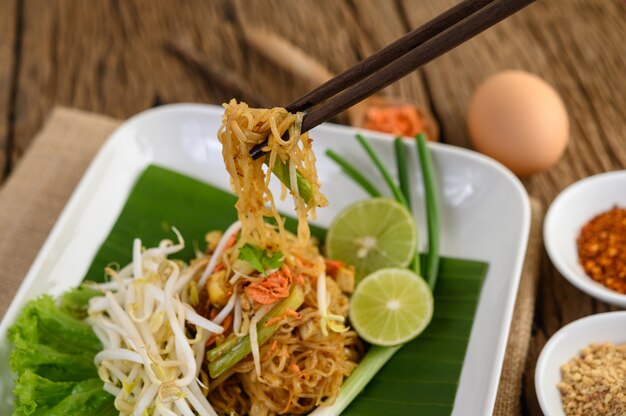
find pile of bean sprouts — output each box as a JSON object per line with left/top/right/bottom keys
{"left": 87, "top": 229, "right": 224, "bottom": 416}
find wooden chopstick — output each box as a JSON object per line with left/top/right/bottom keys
{"left": 250, "top": 0, "right": 535, "bottom": 160}
{"left": 285, "top": 0, "right": 496, "bottom": 114}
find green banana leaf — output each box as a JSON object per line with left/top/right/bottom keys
{"left": 84, "top": 165, "right": 487, "bottom": 415}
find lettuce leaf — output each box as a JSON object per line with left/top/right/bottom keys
{"left": 13, "top": 370, "right": 75, "bottom": 415}
{"left": 8, "top": 295, "right": 100, "bottom": 354}
{"left": 13, "top": 371, "right": 114, "bottom": 416}
{"left": 59, "top": 286, "right": 102, "bottom": 320}
{"left": 8, "top": 286, "right": 114, "bottom": 415}
{"left": 46, "top": 379, "right": 115, "bottom": 416}
{"left": 9, "top": 337, "right": 98, "bottom": 382}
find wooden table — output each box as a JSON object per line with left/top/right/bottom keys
{"left": 0, "top": 1, "right": 624, "bottom": 414}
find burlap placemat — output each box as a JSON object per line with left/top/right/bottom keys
{"left": 494, "top": 199, "right": 544, "bottom": 415}
{"left": 0, "top": 107, "right": 543, "bottom": 415}
{"left": 0, "top": 108, "right": 118, "bottom": 316}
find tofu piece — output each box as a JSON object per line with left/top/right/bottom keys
{"left": 207, "top": 270, "right": 229, "bottom": 306}
{"left": 205, "top": 231, "right": 223, "bottom": 253}
{"left": 335, "top": 266, "right": 355, "bottom": 294}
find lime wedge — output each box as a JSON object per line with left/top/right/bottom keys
{"left": 325, "top": 198, "right": 417, "bottom": 280}
{"left": 349, "top": 268, "right": 433, "bottom": 346}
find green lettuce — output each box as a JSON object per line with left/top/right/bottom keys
{"left": 44, "top": 379, "right": 117, "bottom": 416}
{"left": 9, "top": 337, "right": 97, "bottom": 382}
{"left": 8, "top": 286, "right": 115, "bottom": 415}
{"left": 8, "top": 295, "right": 100, "bottom": 354}
{"left": 13, "top": 371, "right": 115, "bottom": 416}
{"left": 13, "top": 370, "right": 75, "bottom": 415}
{"left": 59, "top": 286, "right": 102, "bottom": 320}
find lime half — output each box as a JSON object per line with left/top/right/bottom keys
{"left": 349, "top": 268, "right": 433, "bottom": 346}
{"left": 326, "top": 198, "right": 417, "bottom": 280}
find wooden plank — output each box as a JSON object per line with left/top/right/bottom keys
{"left": 232, "top": 0, "right": 370, "bottom": 107}
{"left": 0, "top": 0, "right": 17, "bottom": 179}
{"left": 11, "top": 0, "right": 431, "bottom": 164}
{"left": 229, "top": 0, "right": 424, "bottom": 109}
{"left": 11, "top": 0, "right": 245, "bottom": 162}
{"left": 401, "top": 1, "right": 626, "bottom": 414}
{"left": 231, "top": 0, "right": 431, "bottom": 123}
{"left": 350, "top": 0, "right": 431, "bottom": 111}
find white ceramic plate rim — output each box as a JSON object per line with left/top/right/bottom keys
{"left": 0, "top": 103, "right": 530, "bottom": 415}
{"left": 544, "top": 171, "right": 626, "bottom": 306}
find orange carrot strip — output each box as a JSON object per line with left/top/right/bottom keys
{"left": 324, "top": 259, "right": 344, "bottom": 275}
{"left": 281, "top": 265, "right": 293, "bottom": 282}
{"left": 205, "top": 335, "right": 217, "bottom": 347}
{"left": 263, "top": 314, "right": 287, "bottom": 327}
{"left": 205, "top": 314, "right": 232, "bottom": 347}
{"left": 281, "top": 393, "right": 294, "bottom": 414}
{"left": 264, "top": 340, "right": 279, "bottom": 360}
{"left": 221, "top": 314, "right": 233, "bottom": 332}
{"left": 284, "top": 308, "right": 300, "bottom": 318}
{"left": 225, "top": 232, "right": 238, "bottom": 249}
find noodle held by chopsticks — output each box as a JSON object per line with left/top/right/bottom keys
{"left": 217, "top": 99, "right": 327, "bottom": 250}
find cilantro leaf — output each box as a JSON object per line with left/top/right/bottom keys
{"left": 264, "top": 250, "right": 284, "bottom": 272}
{"left": 238, "top": 244, "right": 264, "bottom": 273}
{"left": 239, "top": 243, "right": 284, "bottom": 274}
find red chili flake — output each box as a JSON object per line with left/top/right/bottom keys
{"left": 578, "top": 206, "right": 626, "bottom": 293}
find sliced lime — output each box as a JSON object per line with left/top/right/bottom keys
{"left": 326, "top": 198, "right": 417, "bottom": 280}
{"left": 349, "top": 268, "right": 433, "bottom": 346}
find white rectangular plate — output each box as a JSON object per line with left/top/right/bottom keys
{"left": 0, "top": 104, "right": 530, "bottom": 415}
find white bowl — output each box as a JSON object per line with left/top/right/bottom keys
{"left": 544, "top": 171, "right": 626, "bottom": 307}
{"left": 535, "top": 311, "right": 626, "bottom": 415}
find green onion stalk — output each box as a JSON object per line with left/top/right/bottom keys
{"left": 393, "top": 137, "right": 420, "bottom": 275}
{"left": 207, "top": 285, "right": 305, "bottom": 378}
{"left": 270, "top": 158, "right": 315, "bottom": 205}
{"left": 416, "top": 133, "right": 440, "bottom": 289}
{"left": 325, "top": 150, "right": 382, "bottom": 198}
{"left": 355, "top": 134, "right": 408, "bottom": 207}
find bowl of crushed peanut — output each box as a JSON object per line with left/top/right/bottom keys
{"left": 544, "top": 171, "right": 626, "bottom": 306}
{"left": 536, "top": 311, "right": 626, "bottom": 416}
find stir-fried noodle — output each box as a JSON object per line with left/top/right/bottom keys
{"left": 217, "top": 100, "right": 327, "bottom": 249}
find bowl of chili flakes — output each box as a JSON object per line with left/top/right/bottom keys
{"left": 544, "top": 170, "right": 626, "bottom": 307}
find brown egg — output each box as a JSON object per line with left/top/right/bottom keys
{"left": 468, "top": 70, "right": 569, "bottom": 177}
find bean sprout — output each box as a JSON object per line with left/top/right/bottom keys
{"left": 198, "top": 221, "right": 241, "bottom": 287}
{"left": 89, "top": 232, "right": 219, "bottom": 415}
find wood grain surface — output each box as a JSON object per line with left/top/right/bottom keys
{"left": 1, "top": 1, "right": 625, "bottom": 414}
{"left": 0, "top": 0, "right": 16, "bottom": 178}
